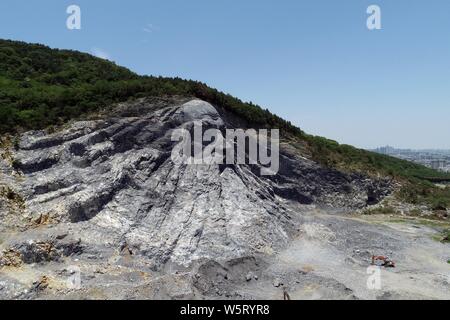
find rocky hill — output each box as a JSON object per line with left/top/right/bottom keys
{"left": 0, "top": 40, "right": 449, "bottom": 300}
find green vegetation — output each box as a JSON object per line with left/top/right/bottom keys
{"left": 0, "top": 39, "right": 295, "bottom": 135}
{"left": 1, "top": 39, "right": 450, "bottom": 208}
{"left": 304, "top": 136, "right": 450, "bottom": 180}
{"left": 0, "top": 186, "right": 25, "bottom": 209}
{"left": 362, "top": 206, "right": 398, "bottom": 215}
{"left": 408, "top": 208, "right": 422, "bottom": 217}
{"left": 440, "top": 229, "right": 450, "bottom": 243}
{"left": 398, "top": 183, "right": 450, "bottom": 210}
{"left": 387, "top": 216, "right": 450, "bottom": 228}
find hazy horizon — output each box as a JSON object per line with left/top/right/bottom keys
{"left": 369, "top": 145, "right": 450, "bottom": 152}
{"left": 1, "top": 0, "right": 450, "bottom": 149}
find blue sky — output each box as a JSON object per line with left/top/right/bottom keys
{"left": 1, "top": 0, "right": 450, "bottom": 149}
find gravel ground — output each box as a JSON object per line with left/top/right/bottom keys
{"left": 0, "top": 209, "right": 448, "bottom": 300}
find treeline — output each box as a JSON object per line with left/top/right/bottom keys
{"left": 0, "top": 40, "right": 297, "bottom": 136}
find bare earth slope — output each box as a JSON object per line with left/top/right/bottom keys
{"left": 0, "top": 98, "right": 448, "bottom": 299}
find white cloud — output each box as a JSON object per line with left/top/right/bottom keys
{"left": 143, "top": 24, "right": 159, "bottom": 33}
{"left": 91, "top": 47, "right": 112, "bottom": 61}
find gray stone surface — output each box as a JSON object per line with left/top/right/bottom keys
{"left": 1, "top": 97, "right": 427, "bottom": 300}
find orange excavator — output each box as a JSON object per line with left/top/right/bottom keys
{"left": 372, "top": 255, "right": 396, "bottom": 268}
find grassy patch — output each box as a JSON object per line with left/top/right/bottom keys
{"left": 382, "top": 217, "right": 450, "bottom": 243}
{"left": 397, "top": 183, "right": 450, "bottom": 209}
{"left": 0, "top": 186, "right": 25, "bottom": 209}
{"left": 408, "top": 208, "right": 422, "bottom": 216}
{"left": 362, "top": 206, "right": 398, "bottom": 215}
{"left": 383, "top": 216, "right": 450, "bottom": 229}
{"left": 440, "top": 229, "right": 450, "bottom": 243}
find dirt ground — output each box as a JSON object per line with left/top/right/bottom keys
{"left": 1, "top": 208, "right": 449, "bottom": 300}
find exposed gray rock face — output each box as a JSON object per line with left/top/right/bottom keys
{"left": 0, "top": 97, "right": 393, "bottom": 299}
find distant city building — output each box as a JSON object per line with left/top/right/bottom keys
{"left": 431, "top": 160, "right": 446, "bottom": 171}
{"left": 374, "top": 146, "right": 396, "bottom": 155}
{"left": 371, "top": 147, "right": 450, "bottom": 172}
